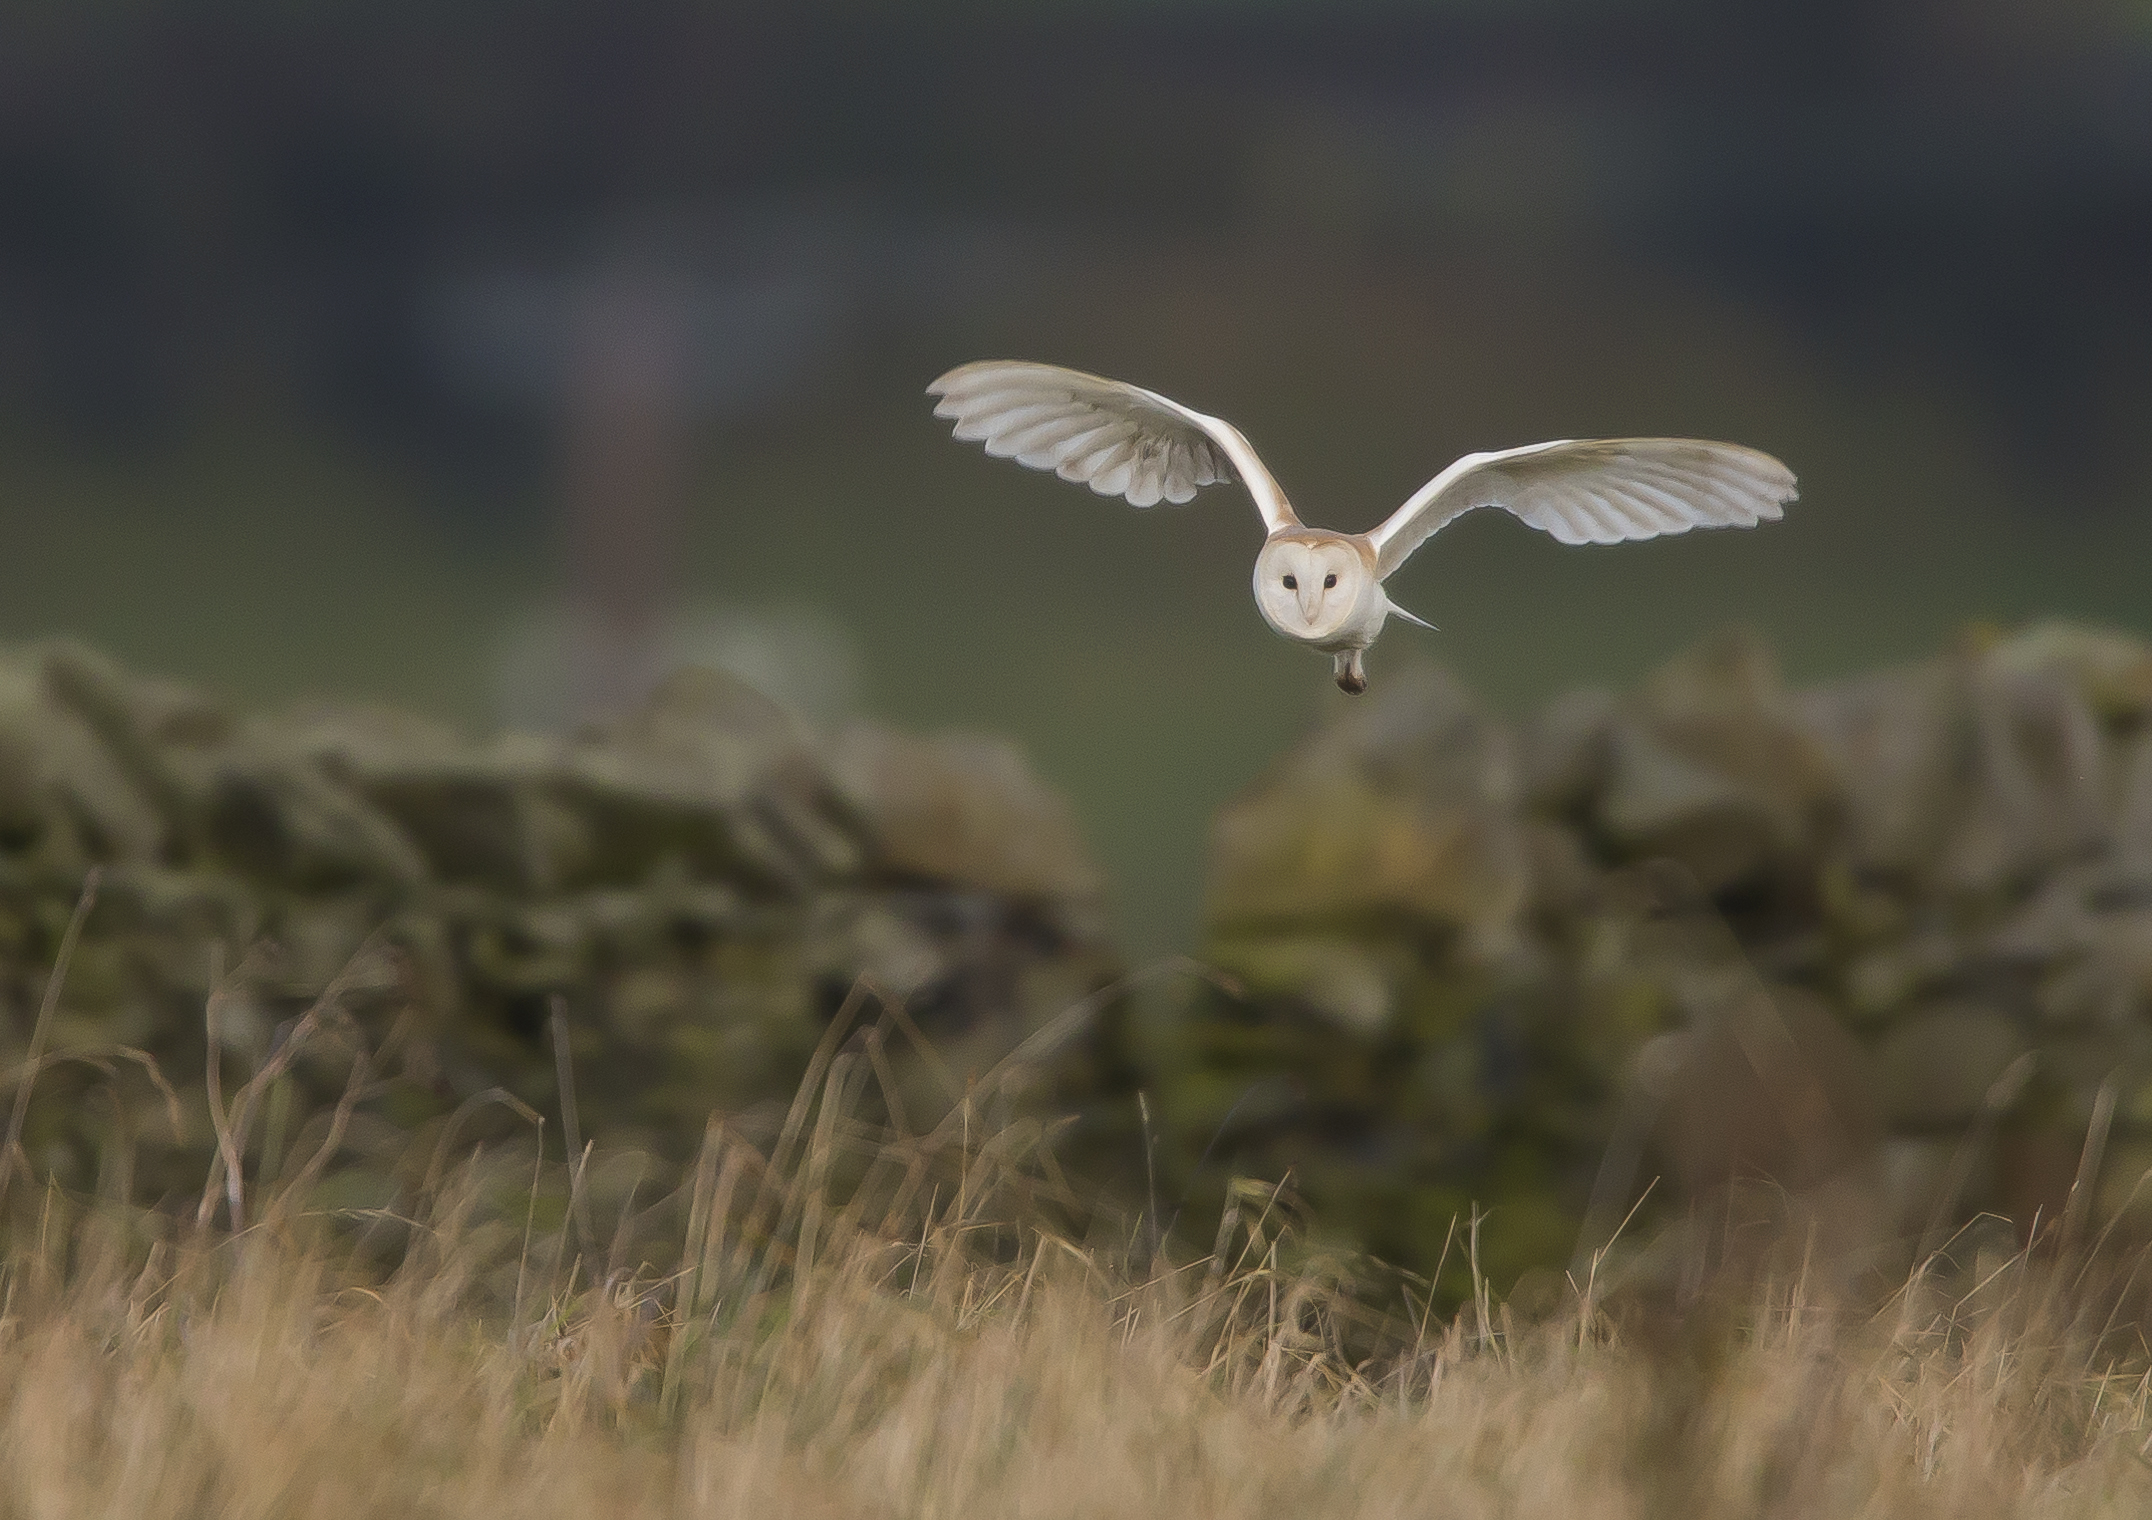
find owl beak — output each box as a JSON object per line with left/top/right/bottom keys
{"left": 1296, "top": 583, "right": 1322, "bottom": 621}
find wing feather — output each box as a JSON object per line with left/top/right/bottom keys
{"left": 928, "top": 360, "right": 1298, "bottom": 532}
{"left": 998, "top": 410, "right": 1105, "bottom": 457}
{"left": 1606, "top": 483, "right": 1688, "bottom": 533}
{"left": 1069, "top": 433, "right": 1136, "bottom": 480}
{"left": 1091, "top": 448, "right": 1137, "bottom": 500}
{"left": 1027, "top": 422, "right": 1118, "bottom": 471}
{"left": 1368, "top": 437, "right": 1795, "bottom": 578}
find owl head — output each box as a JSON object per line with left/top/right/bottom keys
{"left": 1252, "top": 532, "right": 1377, "bottom": 643}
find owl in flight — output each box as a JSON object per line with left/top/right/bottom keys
{"left": 929, "top": 361, "right": 1795, "bottom": 693}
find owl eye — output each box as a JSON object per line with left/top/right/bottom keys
{"left": 1323, "top": 573, "right": 1337, "bottom": 588}
{"left": 1282, "top": 575, "right": 1297, "bottom": 589}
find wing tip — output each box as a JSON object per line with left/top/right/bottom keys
{"left": 1755, "top": 472, "right": 1797, "bottom": 519}
{"left": 926, "top": 358, "right": 1033, "bottom": 398}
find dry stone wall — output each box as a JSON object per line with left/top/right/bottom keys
{"left": 8, "top": 625, "right": 2151, "bottom": 1293}
{"left": 0, "top": 643, "right": 1117, "bottom": 1213}
{"left": 1141, "top": 623, "right": 2152, "bottom": 1288}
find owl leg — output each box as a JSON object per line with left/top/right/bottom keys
{"left": 1333, "top": 649, "right": 1367, "bottom": 695}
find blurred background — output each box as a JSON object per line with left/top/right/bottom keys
{"left": 1, "top": 0, "right": 2148, "bottom": 955}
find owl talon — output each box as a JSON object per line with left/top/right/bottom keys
{"left": 1333, "top": 650, "right": 1367, "bottom": 694}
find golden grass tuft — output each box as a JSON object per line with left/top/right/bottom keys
{"left": 0, "top": 950, "right": 2148, "bottom": 1514}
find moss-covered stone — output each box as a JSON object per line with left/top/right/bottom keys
{"left": 0, "top": 643, "right": 1118, "bottom": 1229}
{"left": 1125, "top": 621, "right": 2152, "bottom": 1290}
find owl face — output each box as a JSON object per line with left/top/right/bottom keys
{"left": 1252, "top": 533, "right": 1378, "bottom": 646}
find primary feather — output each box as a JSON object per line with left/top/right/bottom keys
{"left": 927, "top": 361, "right": 1300, "bottom": 532}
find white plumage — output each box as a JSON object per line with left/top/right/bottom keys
{"left": 928, "top": 360, "right": 1796, "bottom": 693}
{"left": 930, "top": 362, "right": 1296, "bottom": 529}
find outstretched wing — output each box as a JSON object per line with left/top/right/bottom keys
{"left": 1367, "top": 437, "right": 1796, "bottom": 581}
{"left": 928, "top": 361, "right": 1298, "bottom": 533}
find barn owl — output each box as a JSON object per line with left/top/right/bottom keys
{"left": 928, "top": 361, "right": 1796, "bottom": 694}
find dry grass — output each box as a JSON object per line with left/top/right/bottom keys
{"left": 0, "top": 970, "right": 2150, "bottom": 1515}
